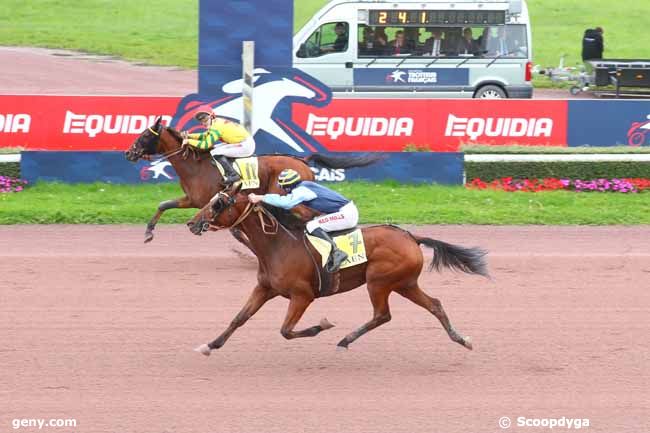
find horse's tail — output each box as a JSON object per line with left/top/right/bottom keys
{"left": 305, "top": 153, "right": 385, "bottom": 169}
{"left": 414, "top": 236, "right": 489, "bottom": 278}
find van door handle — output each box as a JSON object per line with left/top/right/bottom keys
{"left": 345, "top": 62, "right": 353, "bottom": 68}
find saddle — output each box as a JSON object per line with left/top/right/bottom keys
{"left": 305, "top": 227, "right": 367, "bottom": 298}
{"left": 211, "top": 156, "right": 260, "bottom": 189}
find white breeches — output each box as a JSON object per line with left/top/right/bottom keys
{"left": 306, "top": 201, "right": 359, "bottom": 233}
{"left": 209, "top": 136, "right": 256, "bottom": 158}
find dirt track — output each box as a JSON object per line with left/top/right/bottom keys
{"left": 0, "top": 47, "right": 196, "bottom": 96}
{"left": 1, "top": 225, "right": 649, "bottom": 433}
{"left": 0, "top": 46, "right": 585, "bottom": 98}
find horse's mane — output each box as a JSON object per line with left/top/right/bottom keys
{"left": 260, "top": 203, "right": 307, "bottom": 232}
{"left": 165, "top": 127, "right": 183, "bottom": 143}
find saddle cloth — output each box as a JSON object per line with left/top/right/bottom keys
{"left": 213, "top": 156, "right": 260, "bottom": 189}
{"left": 306, "top": 228, "right": 368, "bottom": 270}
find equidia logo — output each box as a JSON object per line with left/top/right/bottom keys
{"left": 63, "top": 112, "right": 173, "bottom": 138}
{"left": 0, "top": 113, "right": 30, "bottom": 133}
{"left": 172, "top": 68, "right": 332, "bottom": 153}
{"left": 306, "top": 113, "right": 414, "bottom": 140}
{"left": 445, "top": 114, "right": 554, "bottom": 141}
{"left": 627, "top": 114, "right": 650, "bottom": 146}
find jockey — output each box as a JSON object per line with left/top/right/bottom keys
{"left": 248, "top": 169, "right": 359, "bottom": 273}
{"left": 181, "top": 110, "right": 255, "bottom": 185}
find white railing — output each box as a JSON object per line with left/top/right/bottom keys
{"left": 465, "top": 154, "right": 650, "bottom": 162}
{"left": 0, "top": 154, "right": 20, "bottom": 163}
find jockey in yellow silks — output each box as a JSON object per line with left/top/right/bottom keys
{"left": 181, "top": 110, "right": 256, "bottom": 185}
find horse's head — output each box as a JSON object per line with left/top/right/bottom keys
{"left": 187, "top": 185, "right": 245, "bottom": 235}
{"left": 124, "top": 117, "right": 165, "bottom": 162}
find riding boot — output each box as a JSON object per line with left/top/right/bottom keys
{"left": 216, "top": 155, "right": 241, "bottom": 185}
{"left": 311, "top": 227, "right": 348, "bottom": 273}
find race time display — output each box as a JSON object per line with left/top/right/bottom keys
{"left": 369, "top": 10, "right": 506, "bottom": 26}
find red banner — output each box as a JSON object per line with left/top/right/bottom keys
{"left": 0, "top": 95, "right": 180, "bottom": 150}
{"left": 1, "top": 95, "right": 568, "bottom": 152}
{"left": 292, "top": 99, "right": 568, "bottom": 151}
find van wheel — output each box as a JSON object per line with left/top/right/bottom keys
{"left": 475, "top": 85, "right": 507, "bottom": 99}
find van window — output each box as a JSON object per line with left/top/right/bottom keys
{"left": 357, "top": 24, "right": 527, "bottom": 58}
{"left": 296, "top": 22, "right": 349, "bottom": 58}
{"left": 481, "top": 25, "right": 528, "bottom": 58}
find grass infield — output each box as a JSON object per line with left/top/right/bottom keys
{"left": 1, "top": 1, "right": 648, "bottom": 72}
{"left": 1, "top": 182, "right": 648, "bottom": 225}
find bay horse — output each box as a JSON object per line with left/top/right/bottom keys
{"left": 186, "top": 189, "right": 489, "bottom": 355}
{"left": 124, "top": 117, "right": 382, "bottom": 243}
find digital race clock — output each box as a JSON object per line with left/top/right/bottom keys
{"left": 368, "top": 10, "right": 506, "bottom": 26}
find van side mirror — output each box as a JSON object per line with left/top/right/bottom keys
{"left": 297, "top": 43, "right": 307, "bottom": 58}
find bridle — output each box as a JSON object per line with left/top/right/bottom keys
{"left": 134, "top": 123, "right": 187, "bottom": 161}
{"left": 199, "top": 191, "right": 284, "bottom": 237}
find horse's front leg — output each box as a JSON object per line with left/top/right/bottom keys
{"left": 144, "top": 196, "right": 193, "bottom": 243}
{"left": 195, "top": 284, "right": 275, "bottom": 356}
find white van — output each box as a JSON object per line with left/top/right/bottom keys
{"left": 294, "top": 0, "right": 533, "bottom": 98}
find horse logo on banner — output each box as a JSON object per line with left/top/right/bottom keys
{"left": 171, "top": 68, "right": 333, "bottom": 154}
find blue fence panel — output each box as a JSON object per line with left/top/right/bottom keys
{"left": 21, "top": 152, "right": 464, "bottom": 185}
{"left": 568, "top": 100, "right": 650, "bottom": 147}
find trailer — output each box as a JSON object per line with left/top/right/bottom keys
{"left": 589, "top": 59, "right": 650, "bottom": 98}
{"left": 541, "top": 56, "right": 650, "bottom": 98}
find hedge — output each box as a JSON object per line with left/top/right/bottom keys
{"left": 0, "top": 162, "right": 20, "bottom": 178}
{"left": 465, "top": 161, "right": 650, "bottom": 182}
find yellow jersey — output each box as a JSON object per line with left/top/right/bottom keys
{"left": 186, "top": 118, "right": 250, "bottom": 150}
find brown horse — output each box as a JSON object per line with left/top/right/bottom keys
{"left": 124, "top": 117, "right": 382, "bottom": 243}
{"left": 186, "top": 189, "right": 489, "bottom": 355}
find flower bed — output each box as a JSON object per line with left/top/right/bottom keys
{"left": 467, "top": 177, "right": 650, "bottom": 193}
{"left": 0, "top": 176, "right": 28, "bottom": 193}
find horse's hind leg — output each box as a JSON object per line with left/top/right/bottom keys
{"left": 336, "top": 285, "right": 391, "bottom": 350}
{"left": 396, "top": 286, "right": 472, "bottom": 350}
{"left": 195, "top": 284, "right": 273, "bottom": 356}
{"left": 145, "top": 196, "right": 192, "bottom": 243}
{"left": 279, "top": 295, "right": 335, "bottom": 340}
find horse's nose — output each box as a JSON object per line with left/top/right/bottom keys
{"left": 187, "top": 220, "right": 202, "bottom": 236}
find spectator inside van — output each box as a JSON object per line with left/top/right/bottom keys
{"left": 387, "top": 30, "right": 412, "bottom": 55}
{"left": 423, "top": 27, "right": 448, "bottom": 56}
{"left": 457, "top": 27, "right": 481, "bottom": 56}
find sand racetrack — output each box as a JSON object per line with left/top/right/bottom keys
{"left": 1, "top": 225, "right": 649, "bottom": 433}
{"left": 0, "top": 46, "right": 589, "bottom": 98}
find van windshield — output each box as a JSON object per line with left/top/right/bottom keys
{"left": 297, "top": 22, "right": 350, "bottom": 58}
{"left": 357, "top": 24, "right": 527, "bottom": 58}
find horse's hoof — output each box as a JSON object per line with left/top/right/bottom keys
{"left": 194, "top": 344, "right": 211, "bottom": 356}
{"left": 462, "top": 336, "right": 473, "bottom": 351}
{"left": 144, "top": 232, "right": 154, "bottom": 243}
{"left": 336, "top": 343, "right": 348, "bottom": 352}
{"left": 319, "top": 318, "right": 335, "bottom": 330}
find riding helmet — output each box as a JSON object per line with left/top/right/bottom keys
{"left": 278, "top": 169, "right": 301, "bottom": 188}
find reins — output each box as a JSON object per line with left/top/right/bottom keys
{"left": 204, "top": 195, "right": 297, "bottom": 240}
{"left": 152, "top": 127, "right": 203, "bottom": 162}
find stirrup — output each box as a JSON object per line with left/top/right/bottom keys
{"left": 326, "top": 250, "right": 348, "bottom": 273}
{"left": 222, "top": 173, "right": 241, "bottom": 185}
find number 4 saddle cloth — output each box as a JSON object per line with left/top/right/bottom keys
{"left": 306, "top": 228, "right": 368, "bottom": 270}
{"left": 213, "top": 156, "right": 260, "bottom": 190}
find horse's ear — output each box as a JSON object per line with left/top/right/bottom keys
{"left": 154, "top": 116, "right": 162, "bottom": 128}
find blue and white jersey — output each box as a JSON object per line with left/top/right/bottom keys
{"left": 262, "top": 181, "right": 350, "bottom": 214}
